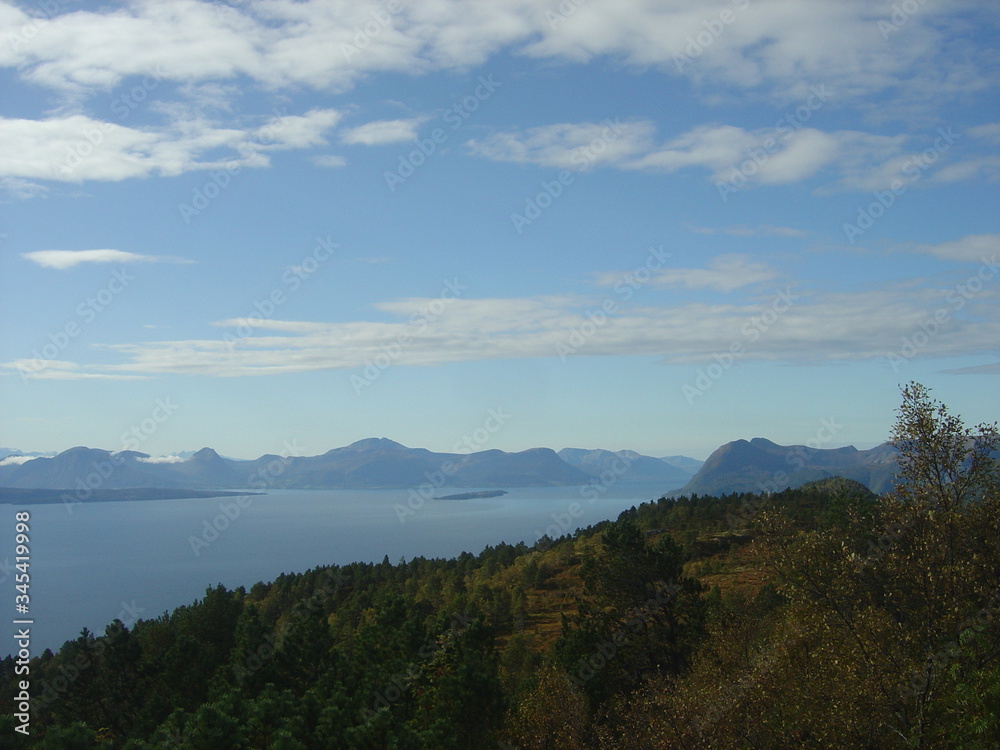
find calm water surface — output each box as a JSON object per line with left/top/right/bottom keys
{"left": 2, "top": 482, "right": 669, "bottom": 653}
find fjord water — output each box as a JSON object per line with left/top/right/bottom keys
{"left": 2, "top": 482, "right": 669, "bottom": 653}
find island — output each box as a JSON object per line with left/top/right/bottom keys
{"left": 433, "top": 489, "right": 509, "bottom": 500}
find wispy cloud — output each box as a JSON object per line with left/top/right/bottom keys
{"left": 313, "top": 154, "right": 347, "bottom": 168}
{"left": 466, "top": 120, "right": 951, "bottom": 191}
{"left": 22, "top": 249, "right": 194, "bottom": 270}
{"left": 690, "top": 224, "right": 807, "bottom": 238}
{"left": 903, "top": 234, "right": 1000, "bottom": 263}
{"left": 341, "top": 118, "right": 427, "bottom": 146}
{"left": 0, "top": 176, "right": 47, "bottom": 199}
{"left": 10, "top": 269, "right": 998, "bottom": 380}
{"left": 2, "top": 359, "right": 146, "bottom": 381}
{"left": 592, "top": 254, "right": 779, "bottom": 293}
{"left": 968, "top": 123, "right": 1000, "bottom": 144}
{"left": 468, "top": 120, "right": 655, "bottom": 170}
{"left": 942, "top": 361, "right": 1000, "bottom": 376}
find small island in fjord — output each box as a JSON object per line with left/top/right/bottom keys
{"left": 433, "top": 489, "right": 509, "bottom": 500}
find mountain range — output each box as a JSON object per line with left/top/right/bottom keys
{"left": 0, "top": 436, "right": 912, "bottom": 497}
{"left": 0, "top": 439, "right": 702, "bottom": 494}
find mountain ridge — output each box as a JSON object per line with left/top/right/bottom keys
{"left": 682, "top": 438, "right": 901, "bottom": 495}
{"left": 0, "top": 441, "right": 603, "bottom": 492}
{"left": 1, "top": 437, "right": 908, "bottom": 497}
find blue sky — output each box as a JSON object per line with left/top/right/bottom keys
{"left": 0, "top": 0, "right": 998, "bottom": 461}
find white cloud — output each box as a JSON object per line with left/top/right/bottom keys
{"left": 256, "top": 109, "right": 343, "bottom": 149}
{"left": 468, "top": 120, "right": 949, "bottom": 192}
{"left": 968, "top": 123, "right": 1000, "bottom": 144}
{"left": 0, "top": 0, "right": 992, "bottom": 116}
{"left": 313, "top": 154, "right": 347, "bottom": 168}
{"left": 906, "top": 234, "right": 1000, "bottom": 264}
{"left": 0, "top": 455, "right": 37, "bottom": 466}
{"left": 0, "top": 176, "right": 47, "bottom": 199}
{"left": 12, "top": 262, "right": 996, "bottom": 379}
{"left": 136, "top": 454, "right": 187, "bottom": 464}
{"left": 624, "top": 124, "right": 759, "bottom": 173}
{"left": 931, "top": 156, "right": 1000, "bottom": 184}
{"left": 754, "top": 129, "right": 840, "bottom": 184}
{"left": 22, "top": 249, "right": 193, "bottom": 269}
{"left": 634, "top": 254, "right": 779, "bottom": 292}
{"left": 341, "top": 118, "right": 426, "bottom": 146}
{"left": 468, "top": 120, "right": 655, "bottom": 170}
{"left": 0, "top": 2, "right": 992, "bottom": 193}
{"left": 0, "top": 109, "right": 341, "bottom": 183}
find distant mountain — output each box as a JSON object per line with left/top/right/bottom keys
{"left": 167, "top": 448, "right": 249, "bottom": 487}
{"left": 558, "top": 448, "right": 695, "bottom": 489}
{"left": 659, "top": 455, "right": 704, "bottom": 475}
{"left": 681, "top": 437, "right": 901, "bottom": 495}
{"left": 0, "top": 439, "right": 592, "bottom": 491}
{"left": 0, "top": 438, "right": 911, "bottom": 496}
{"left": 173, "top": 449, "right": 246, "bottom": 461}
{"left": 0, "top": 447, "right": 185, "bottom": 490}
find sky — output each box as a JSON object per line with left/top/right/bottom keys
{"left": 0, "top": 0, "right": 998, "bottom": 462}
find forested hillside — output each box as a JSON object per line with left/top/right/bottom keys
{"left": 2, "top": 384, "right": 998, "bottom": 749}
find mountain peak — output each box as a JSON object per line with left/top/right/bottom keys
{"left": 345, "top": 437, "right": 408, "bottom": 452}
{"left": 191, "top": 447, "right": 222, "bottom": 461}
